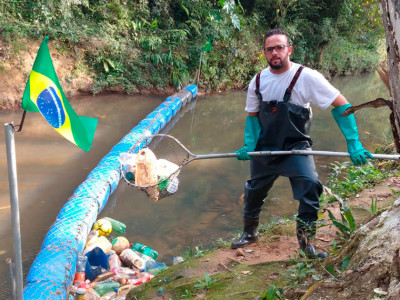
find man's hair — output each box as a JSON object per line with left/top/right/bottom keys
{"left": 264, "top": 29, "right": 291, "bottom": 46}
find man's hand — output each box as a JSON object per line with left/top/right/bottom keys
{"left": 236, "top": 115, "right": 262, "bottom": 161}
{"left": 332, "top": 103, "right": 372, "bottom": 166}
{"left": 348, "top": 142, "right": 374, "bottom": 166}
{"left": 234, "top": 147, "right": 252, "bottom": 160}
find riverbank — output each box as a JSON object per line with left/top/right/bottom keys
{"left": 127, "top": 173, "right": 400, "bottom": 299}
{"left": 0, "top": 38, "right": 183, "bottom": 111}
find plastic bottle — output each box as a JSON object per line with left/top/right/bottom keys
{"left": 73, "top": 255, "right": 88, "bottom": 285}
{"left": 136, "top": 251, "right": 155, "bottom": 264}
{"left": 120, "top": 248, "right": 145, "bottom": 269}
{"left": 86, "top": 230, "right": 99, "bottom": 246}
{"left": 157, "top": 176, "right": 169, "bottom": 191}
{"left": 172, "top": 256, "right": 184, "bottom": 265}
{"left": 126, "top": 272, "right": 154, "bottom": 286}
{"left": 116, "top": 285, "right": 135, "bottom": 298}
{"left": 113, "top": 267, "right": 139, "bottom": 279}
{"left": 104, "top": 217, "right": 126, "bottom": 233}
{"left": 83, "top": 236, "right": 112, "bottom": 256}
{"left": 166, "top": 177, "right": 179, "bottom": 194}
{"left": 83, "top": 288, "right": 100, "bottom": 300}
{"left": 98, "top": 291, "right": 116, "bottom": 300}
{"left": 131, "top": 242, "right": 158, "bottom": 261}
{"left": 92, "top": 271, "right": 114, "bottom": 283}
{"left": 143, "top": 260, "right": 168, "bottom": 275}
{"left": 108, "top": 250, "right": 121, "bottom": 270}
{"left": 93, "top": 282, "right": 121, "bottom": 296}
{"left": 75, "top": 288, "right": 85, "bottom": 300}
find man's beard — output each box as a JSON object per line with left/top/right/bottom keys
{"left": 268, "top": 55, "right": 289, "bottom": 70}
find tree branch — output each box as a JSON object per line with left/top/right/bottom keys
{"left": 342, "top": 98, "right": 393, "bottom": 117}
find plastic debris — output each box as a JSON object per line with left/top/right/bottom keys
{"left": 69, "top": 218, "right": 170, "bottom": 299}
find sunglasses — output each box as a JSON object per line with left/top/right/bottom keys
{"left": 263, "top": 44, "right": 289, "bottom": 53}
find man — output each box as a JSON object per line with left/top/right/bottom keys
{"left": 231, "top": 29, "right": 372, "bottom": 258}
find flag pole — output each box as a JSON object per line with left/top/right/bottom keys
{"left": 14, "top": 111, "right": 26, "bottom": 132}
{"left": 4, "top": 123, "right": 24, "bottom": 300}
{"left": 196, "top": 50, "right": 203, "bottom": 87}
{"left": 6, "top": 258, "right": 16, "bottom": 300}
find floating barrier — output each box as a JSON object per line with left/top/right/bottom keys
{"left": 23, "top": 85, "right": 198, "bottom": 299}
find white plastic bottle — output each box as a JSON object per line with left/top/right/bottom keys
{"left": 172, "top": 256, "right": 184, "bottom": 265}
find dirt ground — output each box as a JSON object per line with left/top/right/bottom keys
{"left": 176, "top": 176, "right": 400, "bottom": 278}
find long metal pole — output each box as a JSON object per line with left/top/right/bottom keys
{"left": 6, "top": 258, "right": 16, "bottom": 300}
{"left": 193, "top": 150, "right": 400, "bottom": 160}
{"left": 4, "top": 123, "right": 24, "bottom": 300}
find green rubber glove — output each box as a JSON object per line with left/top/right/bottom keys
{"left": 234, "top": 115, "right": 262, "bottom": 160}
{"left": 331, "top": 104, "right": 373, "bottom": 166}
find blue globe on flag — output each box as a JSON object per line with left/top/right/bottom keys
{"left": 37, "top": 86, "right": 65, "bottom": 129}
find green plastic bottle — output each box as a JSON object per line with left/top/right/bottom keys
{"left": 131, "top": 242, "right": 158, "bottom": 261}
{"left": 93, "top": 282, "right": 121, "bottom": 296}
{"left": 158, "top": 176, "right": 169, "bottom": 191}
{"left": 104, "top": 217, "right": 126, "bottom": 233}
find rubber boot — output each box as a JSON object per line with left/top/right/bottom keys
{"left": 296, "top": 224, "right": 328, "bottom": 259}
{"left": 231, "top": 217, "right": 259, "bottom": 249}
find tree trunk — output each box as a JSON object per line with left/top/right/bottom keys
{"left": 379, "top": 0, "right": 400, "bottom": 152}
{"left": 303, "top": 199, "right": 400, "bottom": 299}
{"left": 298, "top": 3, "right": 400, "bottom": 299}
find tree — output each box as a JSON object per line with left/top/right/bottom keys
{"left": 295, "top": 3, "right": 400, "bottom": 299}
{"left": 379, "top": 0, "right": 400, "bottom": 152}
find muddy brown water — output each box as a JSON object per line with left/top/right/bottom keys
{"left": 0, "top": 73, "right": 391, "bottom": 297}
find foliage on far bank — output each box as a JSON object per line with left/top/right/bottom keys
{"left": 0, "top": 0, "right": 384, "bottom": 94}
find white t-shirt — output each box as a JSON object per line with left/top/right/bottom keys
{"left": 245, "top": 62, "right": 340, "bottom": 112}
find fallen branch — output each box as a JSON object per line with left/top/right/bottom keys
{"left": 342, "top": 98, "right": 392, "bottom": 117}
{"left": 218, "top": 262, "right": 232, "bottom": 272}
{"left": 341, "top": 97, "right": 400, "bottom": 154}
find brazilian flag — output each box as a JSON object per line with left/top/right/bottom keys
{"left": 22, "top": 36, "right": 97, "bottom": 152}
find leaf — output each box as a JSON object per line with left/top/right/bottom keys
{"left": 341, "top": 256, "right": 351, "bottom": 271}
{"left": 312, "top": 274, "right": 321, "bottom": 281}
{"left": 344, "top": 209, "right": 356, "bottom": 232}
{"left": 328, "top": 210, "right": 351, "bottom": 235}
{"left": 325, "top": 265, "right": 337, "bottom": 277}
{"left": 181, "top": 4, "right": 190, "bottom": 17}
{"left": 222, "top": 0, "right": 235, "bottom": 13}
{"left": 299, "top": 249, "right": 307, "bottom": 258}
{"left": 231, "top": 14, "right": 241, "bottom": 30}
{"left": 105, "top": 58, "right": 115, "bottom": 69}
{"left": 103, "top": 61, "right": 109, "bottom": 73}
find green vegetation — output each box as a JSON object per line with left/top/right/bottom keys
{"left": 370, "top": 195, "right": 378, "bottom": 213}
{"left": 319, "top": 160, "right": 392, "bottom": 245}
{"left": 183, "top": 245, "right": 206, "bottom": 259}
{"left": 324, "top": 161, "right": 388, "bottom": 199}
{"left": 327, "top": 198, "right": 356, "bottom": 240}
{"left": 284, "top": 250, "right": 320, "bottom": 286}
{"left": 0, "top": 0, "right": 384, "bottom": 94}
{"left": 194, "top": 273, "right": 220, "bottom": 290}
{"left": 260, "top": 285, "right": 282, "bottom": 300}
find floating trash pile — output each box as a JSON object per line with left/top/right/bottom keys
{"left": 68, "top": 217, "right": 179, "bottom": 299}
